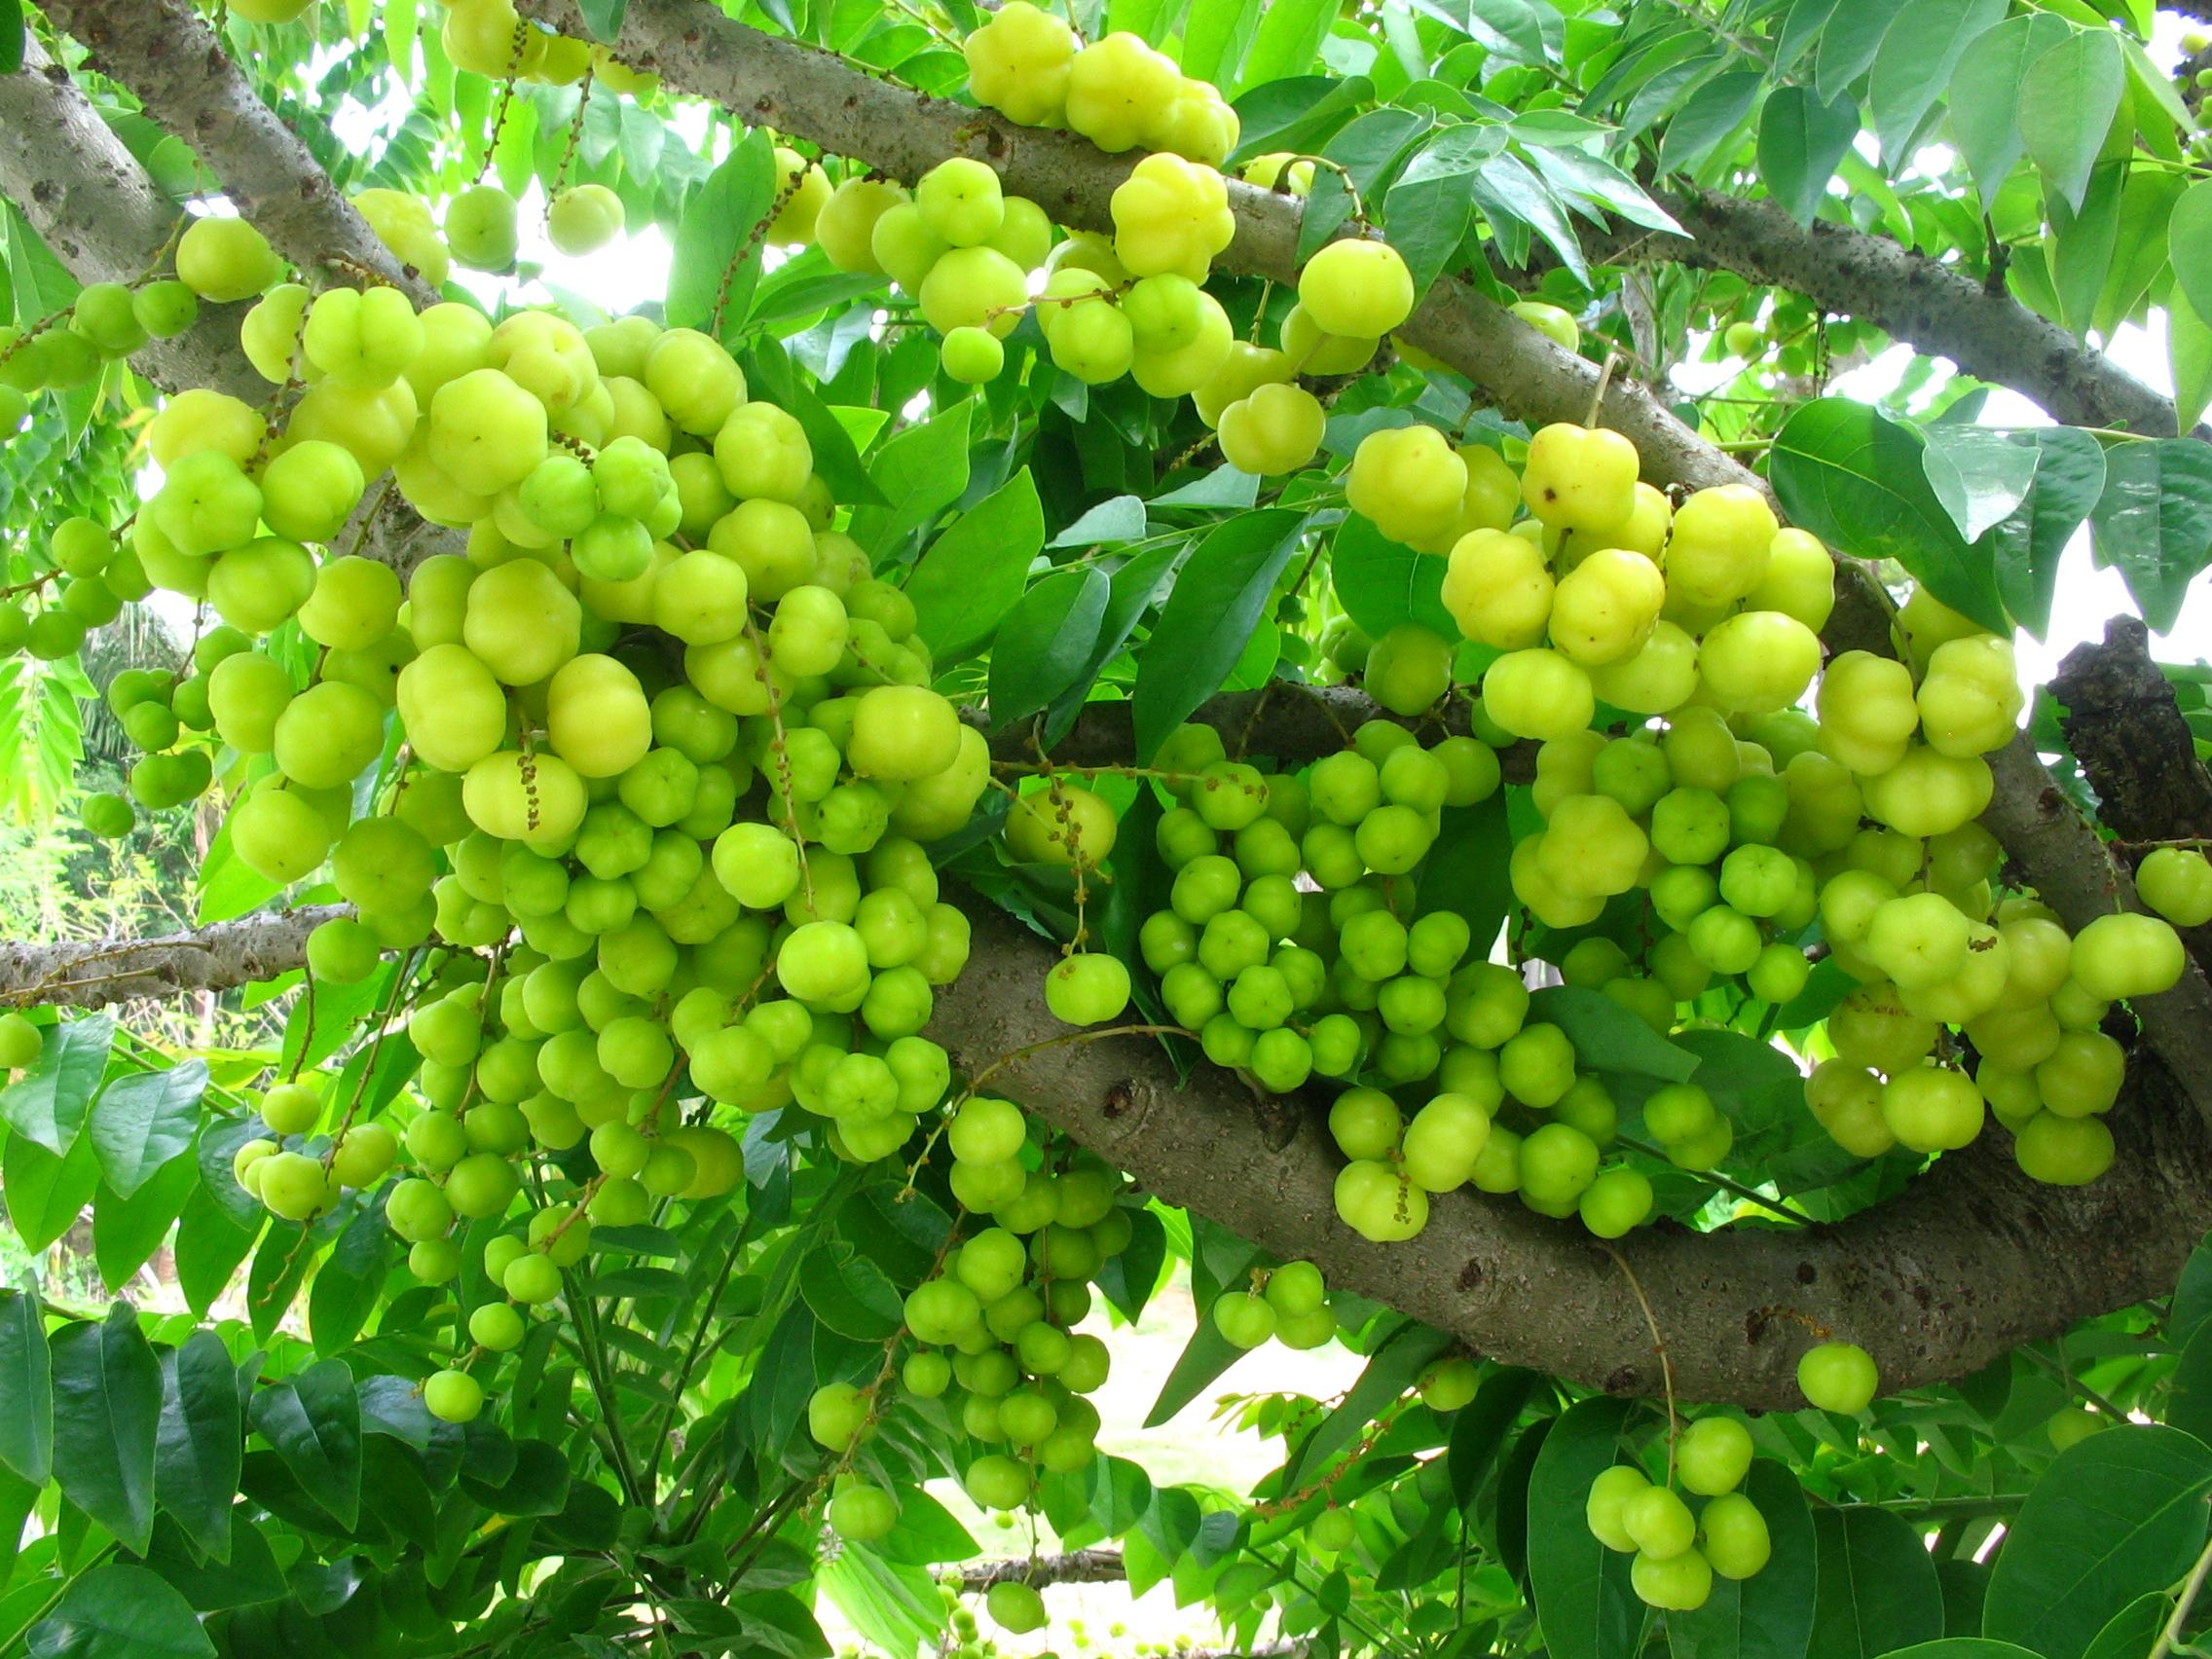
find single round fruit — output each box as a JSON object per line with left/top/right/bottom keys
{"left": 1797, "top": 1341, "right": 1878, "bottom": 1413}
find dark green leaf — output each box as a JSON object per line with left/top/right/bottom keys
{"left": 92, "top": 1152, "right": 196, "bottom": 1290}
{"left": 664, "top": 129, "right": 775, "bottom": 334}
{"left": 1416, "top": 793, "right": 1513, "bottom": 950}
{"left": 1231, "top": 75, "right": 1373, "bottom": 162}
{"left": 1669, "top": 1462, "right": 1817, "bottom": 1659}
{"left": 1866, "top": 0, "right": 2006, "bottom": 165}
{"left": 156, "top": 1332, "right": 241, "bottom": 1563}
{"left": 1949, "top": 15, "right": 2072, "bottom": 212}
{"left": 1527, "top": 1398, "right": 1645, "bottom": 1659}
{"left": 1807, "top": 1507, "right": 1944, "bottom": 1659}
{"left": 1529, "top": 986, "right": 1700, "bottom": 1082}
{"left": 2019, "top": 28, "right": 2125, "bottom": 214}
{"left": 0, "top": 0, "right": 23, "bottom": 75}
{"left": 1130, "top": 510, "right": 1306, "bottom": 762}
{"left": 50, "top": 1306, "right": 162, "bottom": 1554}
{"left": 247, "top": 1358, "right": 361, "bottom": 1530}
{"left": 1, "top": 1013, "right": 114, "bottom": 1154}
{"left": 171, "top": 1189, "right": 259, "bottom": 1317}
{"left": 1751, "top": 88, "right": 1858, "bottom": 229}
{"left": 1659, "top": 71, "right": 1762, "bottom": 177}
{"left": 1447, "top": 1367, "right": 1538, "bottom": 1502}
{"left": 2175, "top": 1232, "right": 2212, "bottom": 1349}
{"left": 25, "top": 1564, "right": 213, "bottom": 1659}
{"left": 1770, "top": 398, "right": 2009, "bottom": 633}
{"left": 989, "top": 567, "right": 1111, "bottom": 729}
{"left": 1302, "top": 109, "right": 1431, "bottom": 261}
{"left": 87, "top": 1060, "right": 206, "bottom": 1199}
{"left": 2086, "top": 438, "right": 2212, "bottom": 632}
{"left": 2051, "top": 163, "right": 2125, "bottom": 340}
{"left": 2082, "top": 1596, "right": 2171, "bottom": 1659}
{"left": 1330, "top": 513, "right": 1457, "bottom": 641}
{"left": 904, "top": 467, "right": 1046, "bottom": 665}
{"left": 1984, "top": 1425, "right": 2212, "bottom": 1659}
{"left": 1144, "top": 1315, "right": 1251, "bottom": 1430}
{"left": 1881, "top": 1643, "right": 2041, "bottom": 1659}
{"left": 1988, "top": 426, "right": 2105, "bottom": 641}
{"left": 0, "top": 1290, "right": 51, "bottom": 1485}
{"left": 1382, "top": 127, "right": 1496, "bottom": 297}
{"left": 1814, "top": 0, "right": 1910, "bottom": 98}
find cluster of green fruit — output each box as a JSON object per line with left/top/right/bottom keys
{"left": 48, "top": 209, "right": 1018, "bottom": 1424}
{"left": 1210, "top": 1258, "right": 1344, "bottom": 1351}
{"left": 807, "top": 1126, "right": 1141, "bottom": 1572}
{"left": 964, "top": 2, "right": 1240, "bottom": 163}
{"left": 1316, "top": 419, "right": 2189, "bottom": 1191}
{"left": 0, "top": 264, "right": 200, "bottom": 462}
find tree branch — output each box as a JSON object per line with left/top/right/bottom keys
{"left": 957, "top": 1550, "right": 1128, "bottom": 1590}
{"left": 37, "top": 0, "right": 435, "bottom": 304}
{"left": 933, "top": 896, "right": 2212, "bottom": 1410}
{"left": 0, "top": 903, "right": 342, "bottom": 1009}
{"left": 1595, "top": 186, "right": 2197, "bottom": 441}
{"left": 0, "top": 40, "right": 257, "bottom": 400}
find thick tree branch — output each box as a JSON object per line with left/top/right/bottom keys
{"left": 935, "top": 896, "right": 2212, "bottom": 1410}
{"left": 0, "top": 40, "right": 256, "bottom": 400}
{"left": 0, "top": 903, "right": 342, "bottom": 1009}
{"left": 957, "top": 1550, "right": 1128, "bottom": 1590}
{"left": 1596, "top": 186, "right": 2197, "bottom": 441}
{"left": 38, "top": 0, "right": 434, "bottom": 304}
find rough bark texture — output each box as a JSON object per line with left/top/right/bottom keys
{"left": 958, "top": 1550, "right": 1128, "bottom": 1590}
{"left": 1592, "top": 188, "right": 2196, "bottom": 441}
{"left": 39, "top": 0, "right": 434, "bottom": 304}
{"left": 0, "top": 40, "right": 257, "bottom": 400}
{"left": 0, "top": 904, "right": 342, "bottom": 1009}
{"left": 937, "top": 897, "right": 2212, "bottom": 1410}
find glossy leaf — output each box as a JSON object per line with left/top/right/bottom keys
{"left": 1528, "top": 986, "right": 1700, "bottom": 1083}
{"left": 1669, "top": 1462, "right": 1818, "bottom": 1659}
{"left": 1527, "top": 1398, "right": 1645, "bottom": 1659}
{"left": 1129, "top": 509, "right": 1307, "bottom": 762}
{"left": 1758, "top": 86, "right": 1861, "bottom": 228}
{"left": 2086, "top": 438, "right": 2212, "bottom": 633}
{"left": 2169, "top": 181, "right": 2212, "bottom": 346}
{"left": 1922, "top": 424, "right": 2040, "bottom": 543}
{"left": 1865, "top": 0, "right": 2006, "bottom": 165}
{"left": 664, "top": 128, "right": 776, "bottom": 333}
{"left": 1949, "top": 15, "right": 2073, "bottom": 211}
{"left": 988, "top": 567, "right": 1112, "bottom": 730}
{"left": 0, "top": 1012, "right": 114, "bottom": 1155}
{"left": 1987, "top": 426, "right": 2106, "bottom": 642}
{"left": 25, "top": 1564, "right": 213, "bottom": 1658}
{"left": 155, "top": 1333, "right": 242, "bottom": 1564}
{"left": 247, "top": 1357, "right": 362, "bottom": 1530}
{"left": 904, "top": 466, "right": 1045, "bottom": 664}
{"left": 0, "top": 1290, "right": 51, "bottom": 1486}
{"left": 1984, "top": 1425, "right": 2212, "bottom": 1659}
{"left": 49, "top": 1306, "right": 162, "bottom": 1555}
{"left": 88, "top": 1059, "right": 206, "bottom": 1199}
{"left": 1806, "top": 1507, "right": 1944, "bottom": 1659}
{"left": 2018, "top": 28, "right": 2125, "bottom": 213}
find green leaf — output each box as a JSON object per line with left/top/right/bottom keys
{"left": 1446, "top": 1367, "right": 1538, "bottom": 1502}
{"left": 1129, "top": 509, "right": 1308, "bottom": 763}
{"left": 2086, "top": 438, "right": 2212, "bottom": 632}
{"left": 92, "top": 1153, "right": 196, "bottom": 1290}
{"left": 50, "top": 1306, "right": 162, "bottom": 1554}
{"left": 1528, "top": 1398, "right": 1645, "bottom": 1659}
{"left": 663, "top": 129, "right": 775, "bottom": 334}
{"left": 4, "top": 1130, "right": 101, "bottom": 1253}
{"left": 155, "top": 1333, "right": 242, "bottom": 1564}
{"left": 2173, "top": 284, "right": 2212, "bottom": 434}
{"left": 1528, "top": 986, "right": 1700, "bottom": 1082}
{"left": 1330, "top": 514, "right": 1457, "bottom": 641}
{"left": 2051, "top": 162, "right": 2125, "bottom": 340}
{"left": 1922, "top": 425, "right": 2040, "bottom": 543}
{"left": 25, "top": 1564, "right": 213, "bottom": 1659}
{"left": 1988, "top": 426, "right": 2106, "bottom": 641}
{"left": 1301, "top": 109, "right": 1430, "bottom": 261}
{"left": 2168, "top": 181, "right": 2212, "bottom": 350}
{"left": 1042, "top": 538, "right": 1182, "bottom": 748}
{"left": 1659, "top": 71, "right": 1763, "bottom": 177}
{"left": 989, "top": 568, "right": 1111, "bottom": 730}
{"left": 1866, "top": 0, "right": 2006, "bottom": 165}
{"left": 0, "top": 1290, "right": 51, "bottom": 1486}
{"left": 1757, "top": 87, "right": 1860, "bottom": 227}
{"left": 247, "top": 1357, "right": 362, "bottom": 1530}
{"left": 1144, "top": 1315, "right": 1250, "bottom": 1430}
{"left": 1151, "top": 462, "right": 1260, "bottom": 510}
{"left": 88, "top": 1060, "right": 206, "bottom": 1199}
{"left": 1231, "top": 75, "right": 1374, "bottom": 166}
{"left": 1382, "top": 127, "right": 1495, "bottom": 298}
{"left": 2080, "top": 1594, "right": 2171, "bottom": 1659}
{"left": 2172, "top": 1232, "right": 2212, "bottom": 1348}
{"left": 1950, "top": 15, "right": 2074, "bottom": 212}
{"left": 1814, "top": 0, "right": 1911, "bottom": 100}
{"left": 1770, "top": 398, "right": 2009, "bottom": 633}
{"left": 851, "top": 398, "right": 973, "bottom": 557}
{"left": 1806, "top": 1507, "right": 1944, "bottom": 1659}
{"left": 1049, "top": 494, "right": 1146, "bottom": 549}
{"left": 903, "top": 467, "right": 1044, "bottom": 666}
{"left": 1180, "top": 0, "right": 1258, "bottom": 88}
{"left": 1881, "top": 1643, "right": 2043, "bottom": 1659}
{"left": 1668, "top": 1462, "right": 1817, "bottom": 1659}
{"left": 1415, "top": 793, "right": 1513, "bottom": 949}
{"left": 575, "top": 0, "right": 627, "bottom": 41}
{"left": 1, "top": 1013, "right": 115, "bottom": 1155}
{"left": 0, "top": 0, "right": 21, "bottom": 75}
{"left": 1285, "top": 1322, "right": 1456, "bottom": 1488}
{"left": 1985, "top": 1426, "right": 2212, "bottom": 1659}
{"left": 2019, "top": 28, "right": 2125, "bottom": 214}
{"left": 1237, "top": 0, "right": 1335, "bottom": 94}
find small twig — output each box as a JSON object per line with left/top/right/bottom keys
{"left": 1604, "top": 1245, "right": 1677, "bottom": 1483}
{"left": 2150, "top": 1532, "right": 2212, "bottom": 1659}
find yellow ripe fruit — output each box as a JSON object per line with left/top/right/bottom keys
{"left": 1063, "top": 33, "right": 1180, "bottom": 153}
{"left": 1589, "top": 620, "right": 1700, "bottom": 716}
{"left": 1242, "top": 153, "right": 1315, "bottom": 195}
{"left": 816, "top": 179, "right": 906, "bottom": 275}
{"left": 545, "top": 653, "right": 652, "bottom": 777}
{"left": 1663, "top": 485, "right": 1777, "bottom": 608}
{"left": 1744, "top": 527, "right": 1835, "bottom": 631}
{"left": 964, "top": 0, "right": 1078, "bottom": 127}
{"left": 1298, "top": 240, "right": 1416, "bottom": 338}
{"left": 1346, "top": 425, "right": 1467, "bottom": 547}
{"left": 1521, "top": 423, "right": 1639, "bottom": 534}
{"left": 352, "top": 187, "right": 449, "bottom": 286}
{"left": 147, "top": 389, "right": 265, "bottom": 469}
{"left": 1218, "top": 384, "right": 1325, "bottom": 476}
{"left": 395, "top": 643, "right": 507, "bottom": 773}
{"left": 1916, "top": 633, "right": 2024, "bottom": 757}
{"left": 1817, "top": 649, "right": 1920, "bottom": 776}
{"left": 770, "top": 149, "right": 832, "bottom": 244}
{"left": 918, "top": 246, "right": 1029, "bottom": 339}
{"left": 1150, "top": 80, "right": 1240, "bottom": 166}
{"left": 1696, "top": 610, "right": 1822, "bottom": 713}
{"left": 1482, "top": 648, "right": 1595, "bottom": 742}
{"left": 547, "top": 184, "right": 626, "bottom": 257}
{"left": 463, "top": 750, "right": 587, "bottom": 847}
{"left": 1110, "top": 154, "right": 1235, "bottom": 282}
{"left": 1193, "top": 341, "right": 1294, "bottom": 427}
{"left": 1861, "top": 746, "right": 1995, "bottom": 839}
{"left": 1453, "top": 443, "right": 1523, "bottom": 538}
{"left": 1899, "top": 585, "right": 1983, "bottom": 674}
{"left": 286, "top": 379, "right": 419, "bottom": 476}
{"left": 1560, "top": 481, "right": 1671, "bottom": 568}
{"left": 1279, "top": 303, "right": 1378, "bottom": 376}
{"left": 175, "top": 216, "right": 281, "bottom": 304}
{"left": 1131, "top": 291, "right": 1235, "bottom": 397}
{"left": 1508, "top": 299, "right": 1579, "bottom": 351}
{"left": 1548, "top": 547, "right": 1666, "bottom": 667}
{"left": 1443, "top": 528, "right": 1555, "bottom": 650}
